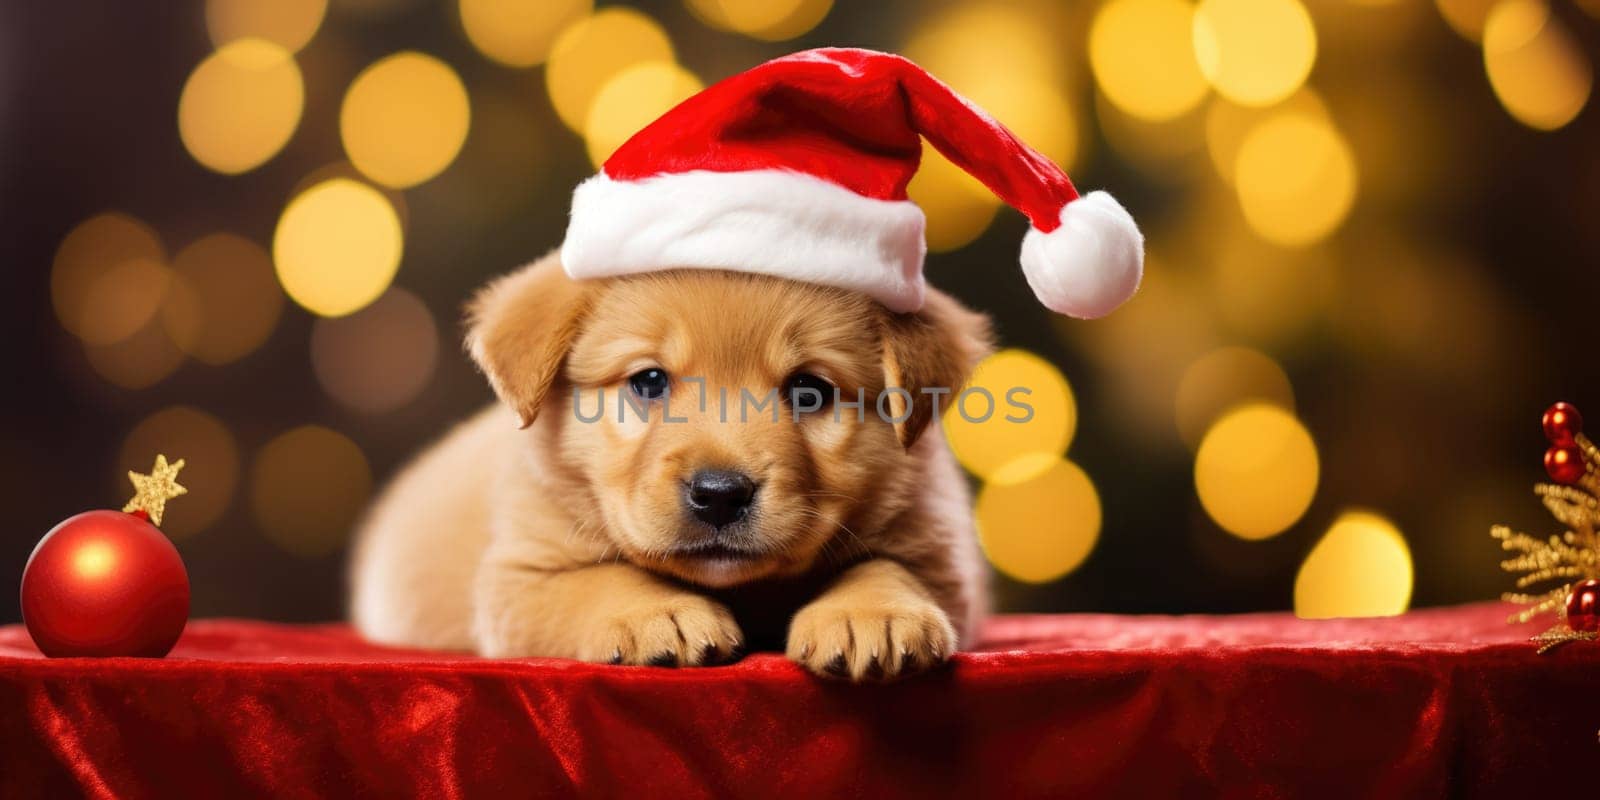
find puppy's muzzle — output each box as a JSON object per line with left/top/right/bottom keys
{"left": 685, "top": 469, "right": 756, "bottom": 529}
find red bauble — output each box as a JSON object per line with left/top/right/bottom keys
{"left": 1544, "top": 445, "right": 1586, "bottom": 485}
{"left": 20, "top": 510, "right": 190, "bottom": 657}
{"left": 1566, "top": 579, "right": 1600, "bottom": 632}
{"left": 1542, "top": 402, "right": 1584, "bottom": 445}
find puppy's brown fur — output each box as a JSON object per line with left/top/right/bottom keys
{"left": 350, "top": 252, "right": 992, "bottom": 680}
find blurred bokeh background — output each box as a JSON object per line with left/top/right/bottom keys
{"left": 3, "top": 0, "right": 1597, "bottom": 625}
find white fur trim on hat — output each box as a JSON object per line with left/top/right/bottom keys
{"left": 562, "top": 169, "right": 929, "bottom": 312}
{"left": 1019, "top": 191, "right": 1144, "bottom": 319}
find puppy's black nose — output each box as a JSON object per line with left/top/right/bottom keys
{"left": 686, "top": 470, "right": 756, "bottom": 528}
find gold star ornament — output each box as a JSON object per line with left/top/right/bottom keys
{"left": 123, "top": 454, "right": 188, "bottom": 526}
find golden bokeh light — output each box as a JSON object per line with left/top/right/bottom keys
{"left": 1204, "top": 89, "right": 1328, "bottom": 185}
{"left": 945, "top": 349, "right": 1076, "bottom": 484}
{"left": 84, "top": 319, "right": 186, "bottom": 390}
{"left": 584, "top": 61, "right": 703, "bottom": 168}
{"left": 52, "top": 213, "right": 166, "bottom": 342}
{"left": 1294, "top": 510, "right": 1413, "bottom": 619}
{"left": 903, "top": 2, "right": 1065, "bottom": 96}
{"left": 1205, "top": 226, "right": 1338, "bottom": 344}
{"left": 460, "top": 0, "right": 591, "bottom": 67}
{"left": 250, "top": 425, "right": 373, "bottom": 558}
{"left": 207, "top": 0, "right": 327, "bottom": 52}
{"left": 906, "top": 148, "right": 1000, "bottom": 253}
{"left": 976, "top": 459, "right": 1101, "bottom": 583}
{"left": 161, "top": 233, "right": 284, "bottom": 365}
{"left": 1482, "top": 0, "right": 1592, "bottom": 131}
{"left": 1234, "top": 112, "right": 1358, "bottom": 246}
{"left": 685, "top": 0, "right": 833, "bottom": 41}
{"left": 341, "top": 52, "right": 471, "bottom": 188}
{"left": 178, "top": 38, "right": 304, "bottom": 175}
{"left": 1094, "top": 90, "right": 1208, "bottom": 168}
{"left": 333, "top": 0, "right": 419, "bottom": 17}
{"left": 1436, "top": 0, "right": 1499, "bottom": 41}
{"left": 78, "top": 257, "right": 171, "bottom": 347}
{"left": 273, "top": 178, "right": 403, "bottom": 318}
{"left": 290, "top": 161, "right": 412, "bottom": 232}
{"left": 311, "top": 288, "right": 440, "bottom": 413}
{"left": 1090, "top": 0, "right": 1209, "bottom": 122}
{"left": 546, "top": 7, "right": 675, "bottom": 133}
{"left": 1192, "top": 0, "right": 1317, "bottom": 107}
{"left": 119, "top": 407, "right": 239, "bottom": 538}
{"left": 1194, "top": 403, "right": 1318, "bottom": 540}
{"left": 1175, "top": 347, "right": 1295, "bottom": 449}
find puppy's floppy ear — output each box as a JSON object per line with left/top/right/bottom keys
{"left": 880, "top": 287, "right": 995, "bottom": 449}
{"left": 465, "top": 252, "right": 593, "bottom": 428}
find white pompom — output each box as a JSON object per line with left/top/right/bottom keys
{"left": 1018, "top": 191, "right": 1144, "bottom": 319}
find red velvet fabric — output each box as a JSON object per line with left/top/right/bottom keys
{"left": 2, "top": 603, "right": 1595, "bottom": 798}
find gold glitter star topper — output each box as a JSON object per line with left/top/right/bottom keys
{"left": 123, "top": 454, "right": 188, "bottom": 526}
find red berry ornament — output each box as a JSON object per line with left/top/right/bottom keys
{"left": 1566, "top": 579, "right": 1600, "bottom": 632}
{"left": 1542, "top": 402, "right": 1583, "bottom": 445}
{"left": 20, "top": 455, "right": 191, "bottom": 658}
{"left": 1544, "top": 445, "right": 1587, "bottom": 485}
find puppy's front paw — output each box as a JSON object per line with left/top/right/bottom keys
{"left": 786, "top": 597, "right": 956, "bottom": 682}
{"left": 579, "top": 594, "right": 743, "bottom": 667}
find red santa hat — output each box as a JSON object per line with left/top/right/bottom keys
{"left": 562, "top": 48, "right": 1143, "bottom": 319}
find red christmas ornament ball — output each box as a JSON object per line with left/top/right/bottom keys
{"left": 20, "top": 510, "right": 190, "bottom": 657}
{"left": 1567, "top": 579, "right": 1600, "bottom": 632}
{"left": 1544, "top": 445, "right": 1586, "bottom": 485}
{"left": 1542, "top": 402, "right": 1583, "bottom": 445}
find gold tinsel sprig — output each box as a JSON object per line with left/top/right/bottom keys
{"left": 1490, "top": 402, "right": 1599, "bottom": 651}
{"left": 1492, "top": 523, "right": 1598, "bottom": 624}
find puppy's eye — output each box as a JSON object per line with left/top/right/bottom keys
{"left": 628, "top": 368, "right": 670, "bottom": 400}
{"left": 783, "top": 372, "right": 834, "bottom": 413}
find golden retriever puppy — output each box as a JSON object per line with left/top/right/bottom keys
{"left": 350, "top": 251, "right": 993, "bottom": 680}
